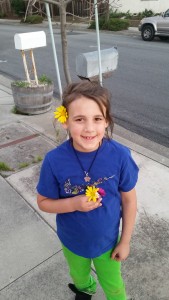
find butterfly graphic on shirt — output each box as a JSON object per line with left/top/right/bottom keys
{"left": 64, "top": 175, "right": 115, "bottom": 195}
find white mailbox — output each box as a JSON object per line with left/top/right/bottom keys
{"left": 14, "top": 31, "right": 46, "bottom": 50}
{"left": 76, "top": 47, "right": 118, "bottom": 79}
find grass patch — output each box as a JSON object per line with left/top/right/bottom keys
{"left": 11, "top": 105, "right": 19, "bottom": 114}
{"left": 32, "top": 156, "right": 43, "bottom": 163}
{"left": 0, "top": 162, "right": 13, "bottom": 171}
{"left": 18, "top": 162, "right": 29, "bottom": 169}
{"left": 11, "top": 105, "right": 28, "bottom": 115}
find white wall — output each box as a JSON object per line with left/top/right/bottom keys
{"left": 112, "top": 0, "right": 169, "bottom": 14}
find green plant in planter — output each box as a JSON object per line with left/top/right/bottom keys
{"left": 38, "top": 74, "right": 53, "bottom": 85}
{"left": 12, "top": 74, "right": 53, "bottom": 88}
{"left": 12, "top": 81, "right": 30, "bottom": 88}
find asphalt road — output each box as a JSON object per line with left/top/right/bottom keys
{"left": 0, "top": 23, "right": 169, "bottom": 148}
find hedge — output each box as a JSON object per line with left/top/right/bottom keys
{"left": 89, "top": 18, "right": 129, "bottom": 31}
{"left": 21, "top": 15, "right": 43, "bottom": 24}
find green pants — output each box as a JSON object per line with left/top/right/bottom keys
{"left": 62, "top": 245, "right": 126, "bottom": 300}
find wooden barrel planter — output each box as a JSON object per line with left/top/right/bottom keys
{"left": 11, "top": 82, "right": 54, "bottom": 115}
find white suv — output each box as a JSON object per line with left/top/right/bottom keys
{"left": 138, "top": 9, "right": 169, "bottom": 41}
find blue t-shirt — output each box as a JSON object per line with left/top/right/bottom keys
{"left": 37, "top": 138, "right": 139, "bottom": 258}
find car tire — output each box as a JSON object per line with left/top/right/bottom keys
{"left": 141, "top": 25, "right": 154, "bottom": 41}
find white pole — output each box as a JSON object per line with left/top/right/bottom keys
{"left": 94, "top": 0, "right": 102, "bottom": 86}
{"left": 45, "top": 2, "right": 63, "bottom": 100}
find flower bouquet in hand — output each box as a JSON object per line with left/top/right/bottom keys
{"left": 85, "top": 186, "right": 106, "bottom": 202}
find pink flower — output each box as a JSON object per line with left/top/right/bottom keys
{"left": 98, "top": 188, "right": 106, "bottom": 197}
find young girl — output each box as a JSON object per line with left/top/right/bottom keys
{"left": 37, "top": 81, "right": 138, "bottom": 300}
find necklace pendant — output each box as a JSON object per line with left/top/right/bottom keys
{"left": 84, "top": 176, "right": 91, "bottom": 182}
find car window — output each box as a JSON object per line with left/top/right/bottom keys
{"left": 164, "top": 9, "right": 169, "bottom": 17}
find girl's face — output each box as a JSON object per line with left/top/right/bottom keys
{"left": 63, "top": 96, "right": 108, "bottom": 152}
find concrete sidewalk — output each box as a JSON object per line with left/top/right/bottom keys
{"left": 0, "top": 74, "right": 169, "bottom": 300}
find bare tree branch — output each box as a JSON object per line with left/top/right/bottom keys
{"left": 40, "top": 0, "right": 60, "bottom": 7}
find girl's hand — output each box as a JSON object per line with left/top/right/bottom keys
{"left": 73, "top": 194, "right": 102, "bottom": 212}
{"left": 111, "top": 241, "right": 130, "bottom": 262}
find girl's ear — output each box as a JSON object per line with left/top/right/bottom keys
{"left": 105, "top": 120, "right": 109, "bottom": 128}
{"left": 62, "top": 121, "right": 68, "bottom": 130}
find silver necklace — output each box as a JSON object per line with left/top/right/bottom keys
{"left": 72, "top": 144, "right": 100, "bottom": 182}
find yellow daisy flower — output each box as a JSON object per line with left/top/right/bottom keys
{"left": 54, "top": 106, "right": 68, "bottom": 123}
{"left": 85, "top": 186, "right": 99, "bottom": 202}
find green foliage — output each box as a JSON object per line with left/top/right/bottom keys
{"left": 89, "top": 18, "right": 129, "bottom": 31}
{"left": 125, "top": 10, "right": 132, "bottom": 19}
{"left": 38, "top": 74, "right": 53, "bottom": 85}
{"left": 89, "top": 18, "right": 103, "bottom": 29}
{"left": 12, "top": 81, "right": 30, "bottom": 88}
{"left": 12, "top": 75, "right": 52, "bottom": 89}
{"left": 89, "top": 8, "right": 156, "bottom": 31}
{"left": 18, "top": 162, "right": 29, "bottom": 169}
{"left": 105, "top": 19, "right": 129, "bottom": 31}
{"left": 32, "top": 156, "right": 43, "bottom": 163}
{"left": 12, "top": 105, "right": 28, "bottom": 115}
{"left": 0, "top": 162, "right": 12, "bottom": 171}
{"left": 0, "top": 12, "right": 6, "bottom": 18}
{"left": 109, "top": 9, "right": 126, "bottom": 19}
{"left": 21, "top": 15, "right": 43, "bottom": 24}
{"left": 137, "top": 9, "right": 154, "bottom": 19}
{"left": 11, "top": 0, "right": 26, "bottom": 17}
{"left": 88, "top": 21, "right": 95, "bottom": 29}
{"left": 19, "top": 157, "right": 42, "bottom": 169}
{"left": 11, "top": 106, "right": 18, "bottom": 114}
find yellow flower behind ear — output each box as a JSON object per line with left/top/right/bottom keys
{"left": 85, "top": 186, "right": 99, "bottom": 202}
{"left": 54, "top": 106, "right": 68, "bottom": 123}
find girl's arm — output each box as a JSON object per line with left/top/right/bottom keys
{"left": 37, "top": 193, "right": 102, "bottom": 214}
{"left": 111, "top": 188, "right": 137, "bottom": 261}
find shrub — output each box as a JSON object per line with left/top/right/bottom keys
{"left": 89, "top": 18, "right": 129, "bottom": 31}
{"left": 105, "top": 19, "right": 129, "bottom": 31}
{"left": 21, "top": 15, "right": 43, "bottom": 24}
{"left": 138, "top": 9, "right": 154, "bottom": 19}
{"left": 0, "top": 12, "right": 6, "bottom": 18}
{"left": 88, "top": 20, "right": 95, "bottom": 29}
{"left": 125, "top": 10, "right": 132, "bottom": 19}
{"left": 88, "top": 16, "right": 105, "bottom": 29}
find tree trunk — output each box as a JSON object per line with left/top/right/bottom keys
{"left": 60, "top": 1, "right": 72, "bottom": 84}
{"left": 27, "top": 0, "right": 33, "bottom": 16}
{"left": 105, "top": 0, "right": 110, "bottom": 22}
{"left": 0, "top": 0, "right": 11, "bottom": 15}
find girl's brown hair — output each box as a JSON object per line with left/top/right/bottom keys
{"left": 62, "top": 81, "right": 114, "bottom": 138}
